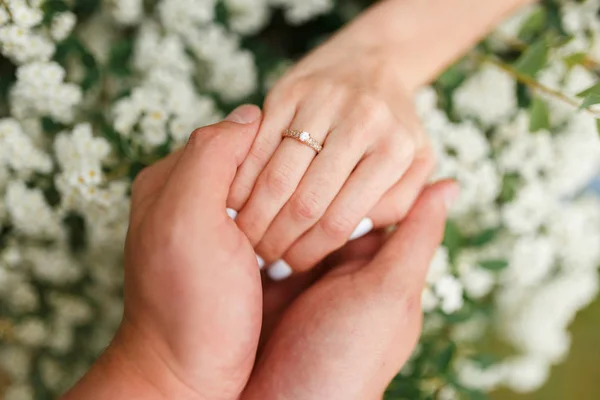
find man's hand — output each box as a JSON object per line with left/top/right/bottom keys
{"left": 64, "top": 105, "right": 265, "bottom": 400}
{"left": 242, "top": 181, "right": 458, "bottom": 400}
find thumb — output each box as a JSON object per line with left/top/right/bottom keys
{"left": 158, "top": 105, "right": 262, "bottom": 221}
{"left": 364, "top": 180, "right": 459, "bottom": 296}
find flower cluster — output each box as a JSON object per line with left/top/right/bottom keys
{"left": 0, "top": 0, "right": 599, "bottom": 399}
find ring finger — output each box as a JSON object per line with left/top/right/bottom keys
{"left": 235, "top": 98, "right": 336, "bottom": 246}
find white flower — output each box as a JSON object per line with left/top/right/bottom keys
{"left": 457, "top": 360, "right": 504, "bottom": 391}
{"left": 0, "top": 25, "right": 55, "bottom": 64}
{"left": 437, "top": 386, "right": 459, "bottom": 400}
{"left": 561, "top": 0, "right": 600, "bottom": 35}
{"left": 8, "top": 0, "right": 43, "bottom": 29}
{"left": 547, "top": 114, "right": 600, "bottom": 196}
{"left": 548, "top": 198, "right": 600, "bottom": 271}
{"left": 50, "top": 12, "right": 77, "bottom": 41}
{"left": 105, "top": 0, "right": 144, "bottom": 25}
{"left": 0, "top": 6, "right": 9, "bottom": 26}
{"left": 494, "top": 113, "right": 554, "bottom": 182}
{"left": 454, "top": 64, "right": 517, "bottom": 126}
{"left": 494, "top": 4, "right": 539, "bottom": 39}
{"left": 0, "top": 118, "right": 53, "bottom": 177}
{"left": 451, "top": 160, "right": 501, "bottom": 216}
{"left": 434, "top": 275, "right": 465, "bottom": 314}
{"left": 46, "top": 322, "right": 75, "bottom": 354}
{"left": 0, "top": 345, "right": 32, "bottom": 381}
{"left": 14, "top": 318, "right": 47, "bottom": 347}
{"left": 26, "top": 246, "right": 83, "bottom": 285}
{"left": 427, "top": 247, "right": 450, "bottom": 284}
{"left": 134, "top": 22, "right": 193, "bottom": 75}
{"left": 441, "top": 121, "right": 490, "bottom": 166}
{"left": 4, "top": 384, "right": 34, "bottom": 400}
{"left": 49, "top": 293, "right": 93, "bottom": 325}
{"left": 501, "top": 356, "right": 550, "bottom": 393}
{"left": 421, "top": 287, "right": 439, "bottom": 312}
{"left": 158, "top": 0, "right": 216, "bottom": 35}
{"left": 40, "top": 356, "right": 66, "bottom": 391}
{"left": 502, "top": 183, "right": 557, "bottom": 235}
{"left": 6, "top": 280, "right": 39, "bottom": 312}
{"left": 461, "top": 267, "right": 495, "bottom": 299}
{"left": 503, "top": 236, "right": 555, "bottom": 287}
{"left": 270, "top": 0, "right": 334, "bottom": 25}
{"left": 10, "top": 62, "right": 82, "bottom": 123}
{"left": 225, "top": 0, "right": 270, "bottom": 34}
{"left": 5, "top": 180, "right": 62, "bottom": 239}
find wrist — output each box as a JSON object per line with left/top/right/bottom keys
{"left": 341, "top": 0, "right": 537, "bottom": 93}
{"left": 63, "top": 322, "right": 202, "bottom": 400}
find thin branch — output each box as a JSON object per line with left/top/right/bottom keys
{"left": 475, "top": 52, "right": 600, "bottom": 118}
{"left": 0, "top": 0, "right": 13, "bottom": 20}
{"left": 497, "top": 33, "right": 600, "bottom": 71}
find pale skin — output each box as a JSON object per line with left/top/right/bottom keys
{"left": 229, "top": 0, "right": 535, "bottom": 273}
{"left": 65, "top": 0, "right": 533, "bottom": 398}
{"left": 64, "top": 106, "right": 457, "bottom": 400}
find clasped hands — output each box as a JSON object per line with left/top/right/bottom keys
{"left": 64, "top": 104, "right": 458, "bottom": 400}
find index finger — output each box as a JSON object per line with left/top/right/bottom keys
{"left": 156, "top": 105, "right": 263, "bottom": 223}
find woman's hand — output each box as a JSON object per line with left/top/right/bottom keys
{"left": 227, "top": 28, "right": 435, "bottom": 276}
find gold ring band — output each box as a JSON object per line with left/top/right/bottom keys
{"left": 282, "top": 129, "right": 323, "bottom": 153}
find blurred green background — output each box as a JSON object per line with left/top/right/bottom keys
{"left": 495, "top": 290, "right": 600, "bottom": 400}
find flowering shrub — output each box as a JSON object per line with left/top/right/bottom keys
{"left": 0, "top": 0, "right": 599, "bottom": 399}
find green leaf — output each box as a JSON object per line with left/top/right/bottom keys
{"left": 479, "top": 259, "right": 509, "bottom": 271}
{"left": 576, "top": 82, "right": 600, "bottom": 98}
{"left": 108, "top": 39, "right": 134, "bottom": 76}
{"left": 443, "top": 221, "right": 464, "bottom": 261}
{"left": 579, "top": 94, "right": 600, "bottom": 110}
{"left": 514, "top": 39, "right": 549, "bottom": 77}
{"left": 471, "top": 354, "right": 499, "bottom": 369}
{"left": 467, "top": 228, "right": 501, "bottom": 247}
{"left": 499, "top": 173, "right": 521, "bottom": 203}
{"left": 518, "top": 7, "right": 547, "bottom": 41}
{"left": 437, "top": 342, "right": 456, "bottom": 372}
{"left": 529, "top": 96, "right": 551, "bottom": 131}
{"left": 564, "top": 52, "right": 587, "bottom": 68}
{"left": 42, "top": 0, "right": 70, "bottom": 24}
{"left": 596, "top": 119, "right": 600, "bottom": 137}
{"left": 437, "top": 63, "right": 467, "bottom": 91}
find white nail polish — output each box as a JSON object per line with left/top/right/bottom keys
{"left": 226, "top": 208, "right": 238, "bottom": 220}
{"left": 268, "top": 260, "right": 293, "bottom": 281}
{"left": 256, "top": 254, "right": 265, "bottom": 269}
{"left": 349, "top": 218, "right": 374, "bottom": 240}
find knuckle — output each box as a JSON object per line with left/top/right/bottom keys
{"left": 355, "top": 93, "right": 390, "bottom": 125}
{"left": 383, "top": 133, "right": 415, "bottom": 167}
{"left": 262, "top": 165, "right": 294, "bottom": 197}
{"left": 256, "top": 238, "right": 282, "bottom": 262}
{"left": 131, "top": 166, "right": 153, "bottom": 195}
{"left": 289, "top": 190, "right": 324, "bottom": 222}
{"left": 320, "top": 213, "right": 355, "bottom": 241}
{"left": 420, "top": 145, "right": 437, "bottom": 175}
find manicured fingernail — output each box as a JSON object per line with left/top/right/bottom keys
{"left": 225, "top": 104, "right": 260, "bottom": 124}
{"left": 268, "top": 260, "right": 293, "bottom": 281}
{"left": 256, "top": 254, "right": 265, "bottom": 269}
{"left": 443, "top": 183, "right": 460, "bottom": 209}
{"left": 349, "top": 218, "right": 374, "bottom": 240}
{"left": 226, "top": 208, "right": 238, "bottom": 220}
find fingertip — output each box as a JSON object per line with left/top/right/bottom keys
{"left": 267, "top": 260, "right": 293, "bottom": 281}
{"left": 410, "top": 179, "right": 459, "bottom": 218}
{"left": 438, "top": 180, "right": 460, "bottom": 210}
{"left": 225, "top": 104, "right": 262, "bottom": 124}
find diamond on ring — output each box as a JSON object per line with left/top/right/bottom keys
{"left": 282, "top": 129, "right": 323, "bottom": 153}
{"left": 299, "top": 131, "right": 310, "bottom": 142}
